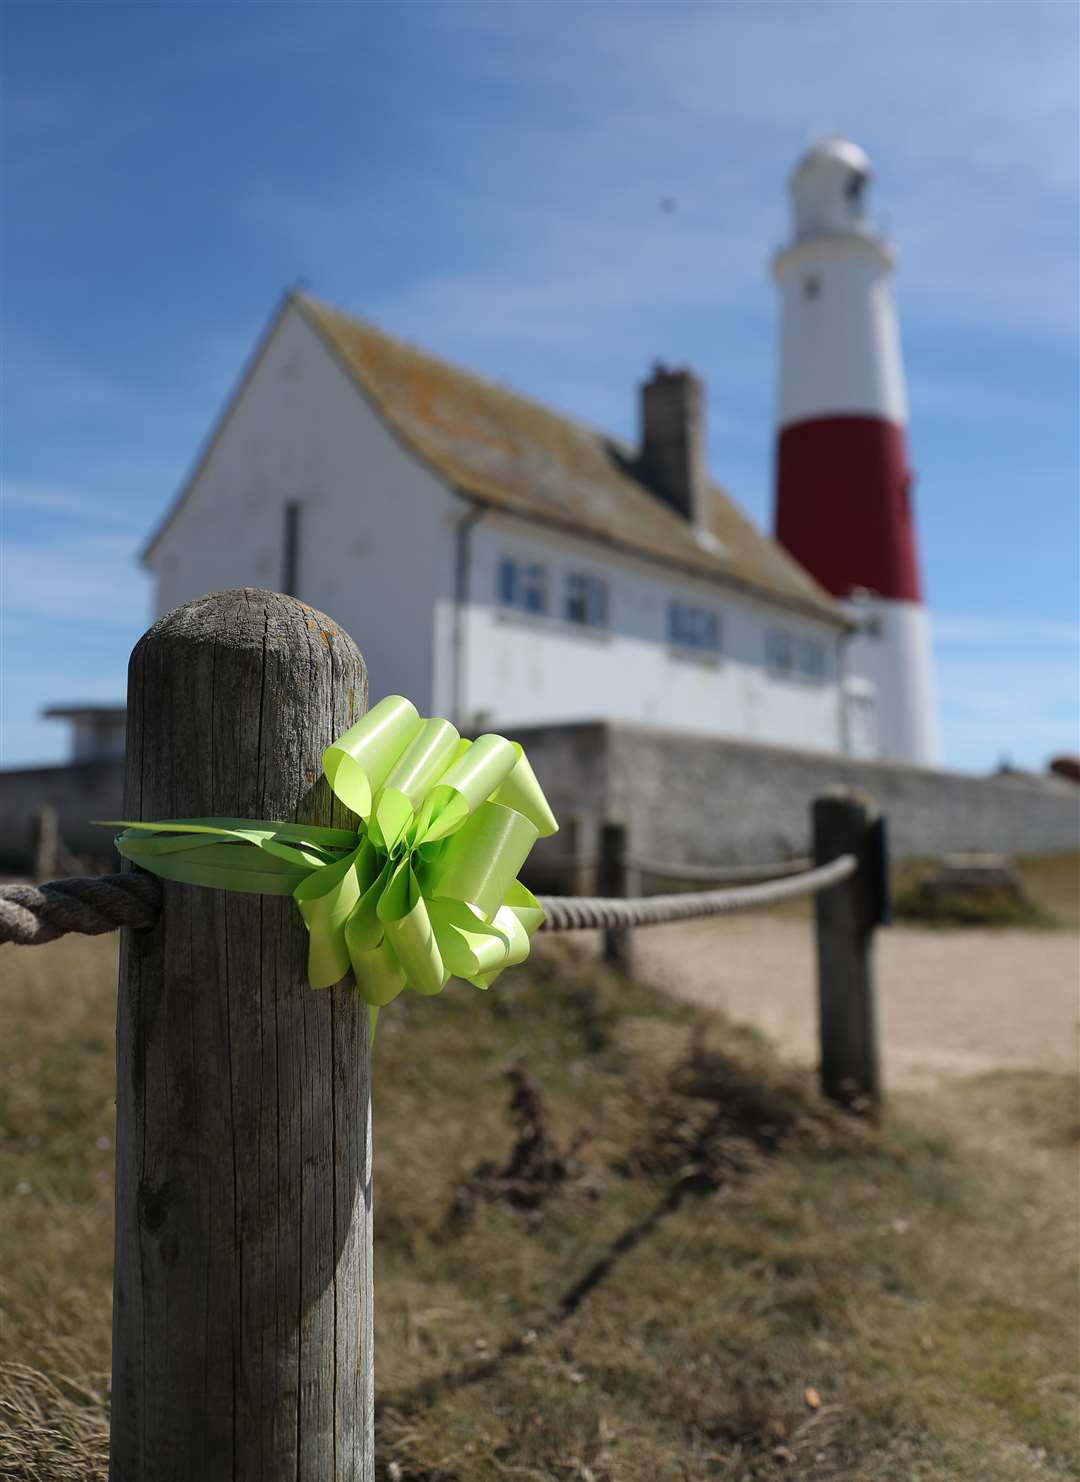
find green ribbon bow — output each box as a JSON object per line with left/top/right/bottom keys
{"left": 107, "top": 695, "right": 558, "bottom": 1036}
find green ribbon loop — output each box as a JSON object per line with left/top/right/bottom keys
{"left": 104, "top": 694, "right": 558, "bottom": 1034}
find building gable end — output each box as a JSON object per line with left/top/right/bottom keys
{"left": 142, "top": 294, "right": 458, "bottom": 568}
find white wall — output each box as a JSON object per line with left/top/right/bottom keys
{"left": 148, "top": 304, "right": 458, "bottom": 712}
{"left": 454, "top": 513, "right": 847, "bottom": 752}
{"left": 72, "top": 718, "right": 126, "bottom": 762}
{"left": 845, "top": 596, "right": 939, "bottom": 767}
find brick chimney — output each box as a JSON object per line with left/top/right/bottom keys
{"left": 639, "top": 364, "right": 706, "bottom": 526}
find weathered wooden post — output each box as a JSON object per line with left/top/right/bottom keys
{"left": 110, "top": 589, "right": 373, "bottom": 1481}
{"left": 565, "top": 809, "right": 592, "bottom": 897}
{"left": 30, "top": 803, "right": 59, "bottom": 881}
{"left": 598, "top": 819, "right": 636, "bottom": 970}
{"left": 812, "top": 788, "right": 886, "bottom": 1115}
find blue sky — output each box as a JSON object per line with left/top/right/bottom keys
{"left": 2, "top": 0, "right": 1077, "bottom": 773}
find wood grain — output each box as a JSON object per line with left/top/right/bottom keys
{"left": 110, "top": 588, "right": 373, "bottom": 1481}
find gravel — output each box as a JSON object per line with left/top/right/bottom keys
{"left": 616, "top": 918, "right": 1079, "bottom": 1090}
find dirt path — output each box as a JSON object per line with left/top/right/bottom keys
{"left": 618, "top": 918, "right": 1079, "bottom": 1089}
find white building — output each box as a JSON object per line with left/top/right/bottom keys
{"left": 144, "top": 292, "right": 867, "bottom": 755}
{"left": 42, "top": 704, "right": 127, "bottom": 762}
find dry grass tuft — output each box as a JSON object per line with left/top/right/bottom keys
{"left": 620, "top": 1017, "right": 881, "bottom": 1190}
{"left": 892, "top": 878, "right": 1051, "bottom": 929}
{"left": 0, "top": 1362, "right": 108, "bottom": 1481}
{"left": 890, "top": 850, "right": 1078, "bottom": 930}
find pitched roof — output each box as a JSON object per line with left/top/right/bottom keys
{"left": 296, "top": 295, "right": 847, "bottom": 628}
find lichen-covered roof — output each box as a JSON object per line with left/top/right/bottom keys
{"left": 297, "top": 295, "right": 848, "bottom": 628}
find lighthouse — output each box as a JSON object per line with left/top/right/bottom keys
{"left": 772, "top": 137, "right": 938, "bottom": 767}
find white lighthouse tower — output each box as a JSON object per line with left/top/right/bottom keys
{"left": 772, "top": 137, "right": 938, "bottom": 767}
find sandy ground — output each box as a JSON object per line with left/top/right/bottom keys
{"left": 605, "top": 918, "right": 1079, "bottom": 1089}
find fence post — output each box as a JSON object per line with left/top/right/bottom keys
{"left": 812, "top": 788, "right": 883, "bottom": 1116}
{"left": 110, "top": 589, "right": 374, "bottom": 1481}
{"left": 30, "top": 803, "right": 59, "bottom": 881}
{"left": 598, "top": 819, "right": 636, "bottom": 970}
{"left": 566, "top": 810, "right": 593, "bottom": 897}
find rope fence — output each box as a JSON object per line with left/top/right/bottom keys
{"left": 623, "top": 853, "right": 813, "bottom": 883}
{"left": 536, "top": 854, "right": 854, "bottom": 930}
{"left": 0, "top": 854, "right": 853, "bottom": 947}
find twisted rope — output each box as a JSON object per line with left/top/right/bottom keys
{"left": 623, "top": 853, "right": 812, "bottom": 883}
{"left": 0, "top": 874, "right": 162, "bottom": 945}
{"left": 0, "top": 855, "right": 855, "bottom": 947}
{"left": 534, "top": 854, "right": 856, "bottom": 931}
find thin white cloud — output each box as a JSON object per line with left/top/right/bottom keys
{"left": 935, "top": 649, "right": 1078, "bottom": 770}
{"left": 2, "top": 479, "right": 147, "bottom": 531}
{"left": 251, "top": 0, "right": 1077, "bottom": 408}
{"left": 2, "top": 529, "right": 148, "bottom": 627}
{"left": 5, "top": 330, "right": 144, "bottom": 418}
{"left": 396, "top": 0, "right": 1078, "bottom": 342}
{"left": 933, "top": 615, "right": 1080, "bottom": 645}
{"left": 907, "top": 370, "right": 1070, "bottom": 431}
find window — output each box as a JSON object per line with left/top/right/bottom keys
{"left": 797, "top": 638, "right": 826, "bottom": 681}
{"left": 845, "top": 170, "right": 867, "bottom": 204}
{"left": 668, "top": 602, "right": 722, "bottom": 654}
{"left": 803, "top": 275, "right": 821, "bottom": 301}
{"left": 769, "top": 629, "right": 827, "bottom": 681}
{"left": 766, "top": 629, "right": 794, "bottom": 675}
{"left": 563, "top": 571, "right": 608, "bottom": 628}
{"left": 498, "top": 557, "right": 547, "bottom": 615}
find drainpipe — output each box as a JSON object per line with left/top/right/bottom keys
{"left": 452, "top": 499, "right": 485, "bottom": 728}
{"left": 837, "top": 628, "right": 853, "bottom": 756}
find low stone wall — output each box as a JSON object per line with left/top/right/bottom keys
{"left": 1, "top": 724, "right": 1076, "bottom": 880}
{"left": 515, "top": 722, "right": 1080, "bottom": 885}
{"left": 0, "top": 760, "right": 124, "bottom": 873}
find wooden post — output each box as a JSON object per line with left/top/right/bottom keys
{"left": 565, "top": 810, "right": 592, "bottom": 897}
{"left": 110, "top": 589, "right": 373, "bottom": 1481}
{"left": 30, "top": 803, "right": 59, "bottom": 881}
{"left": 812, "top": 788, "right": 883, "bottom": 1115}
{"left": 598, "top": 820, "right": 636, "bottom": 970}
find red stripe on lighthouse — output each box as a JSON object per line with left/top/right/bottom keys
{"left": 774, "top": 415, "right": 922, "bottom": 602}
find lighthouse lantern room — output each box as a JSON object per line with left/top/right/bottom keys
{"left": 772, "top": 137, "right": 939, "bottom": 768}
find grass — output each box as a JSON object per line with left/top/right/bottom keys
{"left": 1010, "top": 852, "right": 1080, "bottom": 927}
{"left": 1, "top": 930, "right": 1078, "bottom": 1479}
{"left": 656, "top": 851, "right": 1079, "bottom": 931}
{"left": 889, "top": 851, "right": 1079, "bottom": 930}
